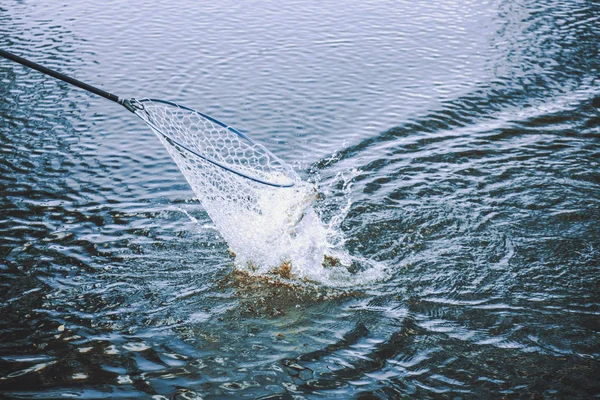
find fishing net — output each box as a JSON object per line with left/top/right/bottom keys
{"left": 132, "top": 99, "right": 296, "bottom": 188}
{"left": 0, "top": 49, "right": 377, "bottom": 283}
{"left": 130, "top": 98, "right": 317, "bottom": 269}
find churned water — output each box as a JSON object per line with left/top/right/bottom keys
{"left": 1, "top": 0, "right": 599, "bottom": 398}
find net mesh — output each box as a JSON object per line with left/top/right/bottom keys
{"left": 133, "top": 99, "right": 296, "bottom": 188}
{"left": 131, "top": 98, "right": 317, "bottom": 270}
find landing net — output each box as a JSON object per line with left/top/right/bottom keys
{"left": 131, "top": 99, "right": 320, "bottom": 271}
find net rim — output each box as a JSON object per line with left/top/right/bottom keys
{"left": 132, "top": 98, "right": 296, "bottom": 188}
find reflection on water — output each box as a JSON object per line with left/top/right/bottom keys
{"left": 1, "top": 0, "right": 599, "bottom": 398}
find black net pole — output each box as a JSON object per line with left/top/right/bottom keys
{"left": 0, "top": 49, "right": 125, "bottom": 106}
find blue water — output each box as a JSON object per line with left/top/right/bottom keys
{"left": 1, "top": 0, "right": 599, "bottom": 398}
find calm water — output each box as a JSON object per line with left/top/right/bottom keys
{"left": 1, "top": 0, "right": 600, "bottom": 398}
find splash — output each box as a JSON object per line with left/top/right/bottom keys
{"left": 177, "top": 159, "right": 388, "bottom": 287}
{"left": 138, "top": 101, "right": 386, "bottom": 286}
{"left": 214, "top": 170, "right": 388, "bottom": 287}
{"left": 225, "top": 180, "right": 340, "bottom": 281}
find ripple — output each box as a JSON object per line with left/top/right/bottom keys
{"left": 1, "top": 0, "right": 600, "bottom": 398}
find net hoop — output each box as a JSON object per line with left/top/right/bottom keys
{"left": 131, "top": 98, "right": 296, "bottom": 188}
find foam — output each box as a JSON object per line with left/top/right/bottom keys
{"left": 135, "top": 99, "right": 386, "bottom": 286}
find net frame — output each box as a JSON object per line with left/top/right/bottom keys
{"left": 130, "top": 98, "right": 297, "bottom": 188}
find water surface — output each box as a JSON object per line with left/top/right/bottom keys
{"left": 1, "top": 0, "right": 599, "bottom": 398}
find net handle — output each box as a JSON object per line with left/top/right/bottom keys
{"left": 0, "top": 49, "right": 136, "bottom": 112}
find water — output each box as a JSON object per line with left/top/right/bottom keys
{"left": 1, "top": 0, "right": 599, "bottom": 398}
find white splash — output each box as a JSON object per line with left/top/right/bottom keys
{"left": 139, "top": 99, "right": 387, "bottom": 286}
{"left": 211, "top": 170, "right": 388, "bottom": 287}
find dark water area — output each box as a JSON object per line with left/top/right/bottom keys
{"left": 1, "top": 0, "right": 600, "bottom": 398}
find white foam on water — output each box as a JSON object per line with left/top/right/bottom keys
{"left": 194, "top": 166, "right": 387, "bottom": 286}
{"left": 138, "top": 100, "right": 387, "bottom": 287}
{"left": 207, "top": 172, "right": 389, "bottom": 287}
{"left": 194, "top": 165, "right": 388, "bottom": 287}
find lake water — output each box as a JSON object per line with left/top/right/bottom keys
{"left": 1, "top": 0, "right": 599, "bottom": 398}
